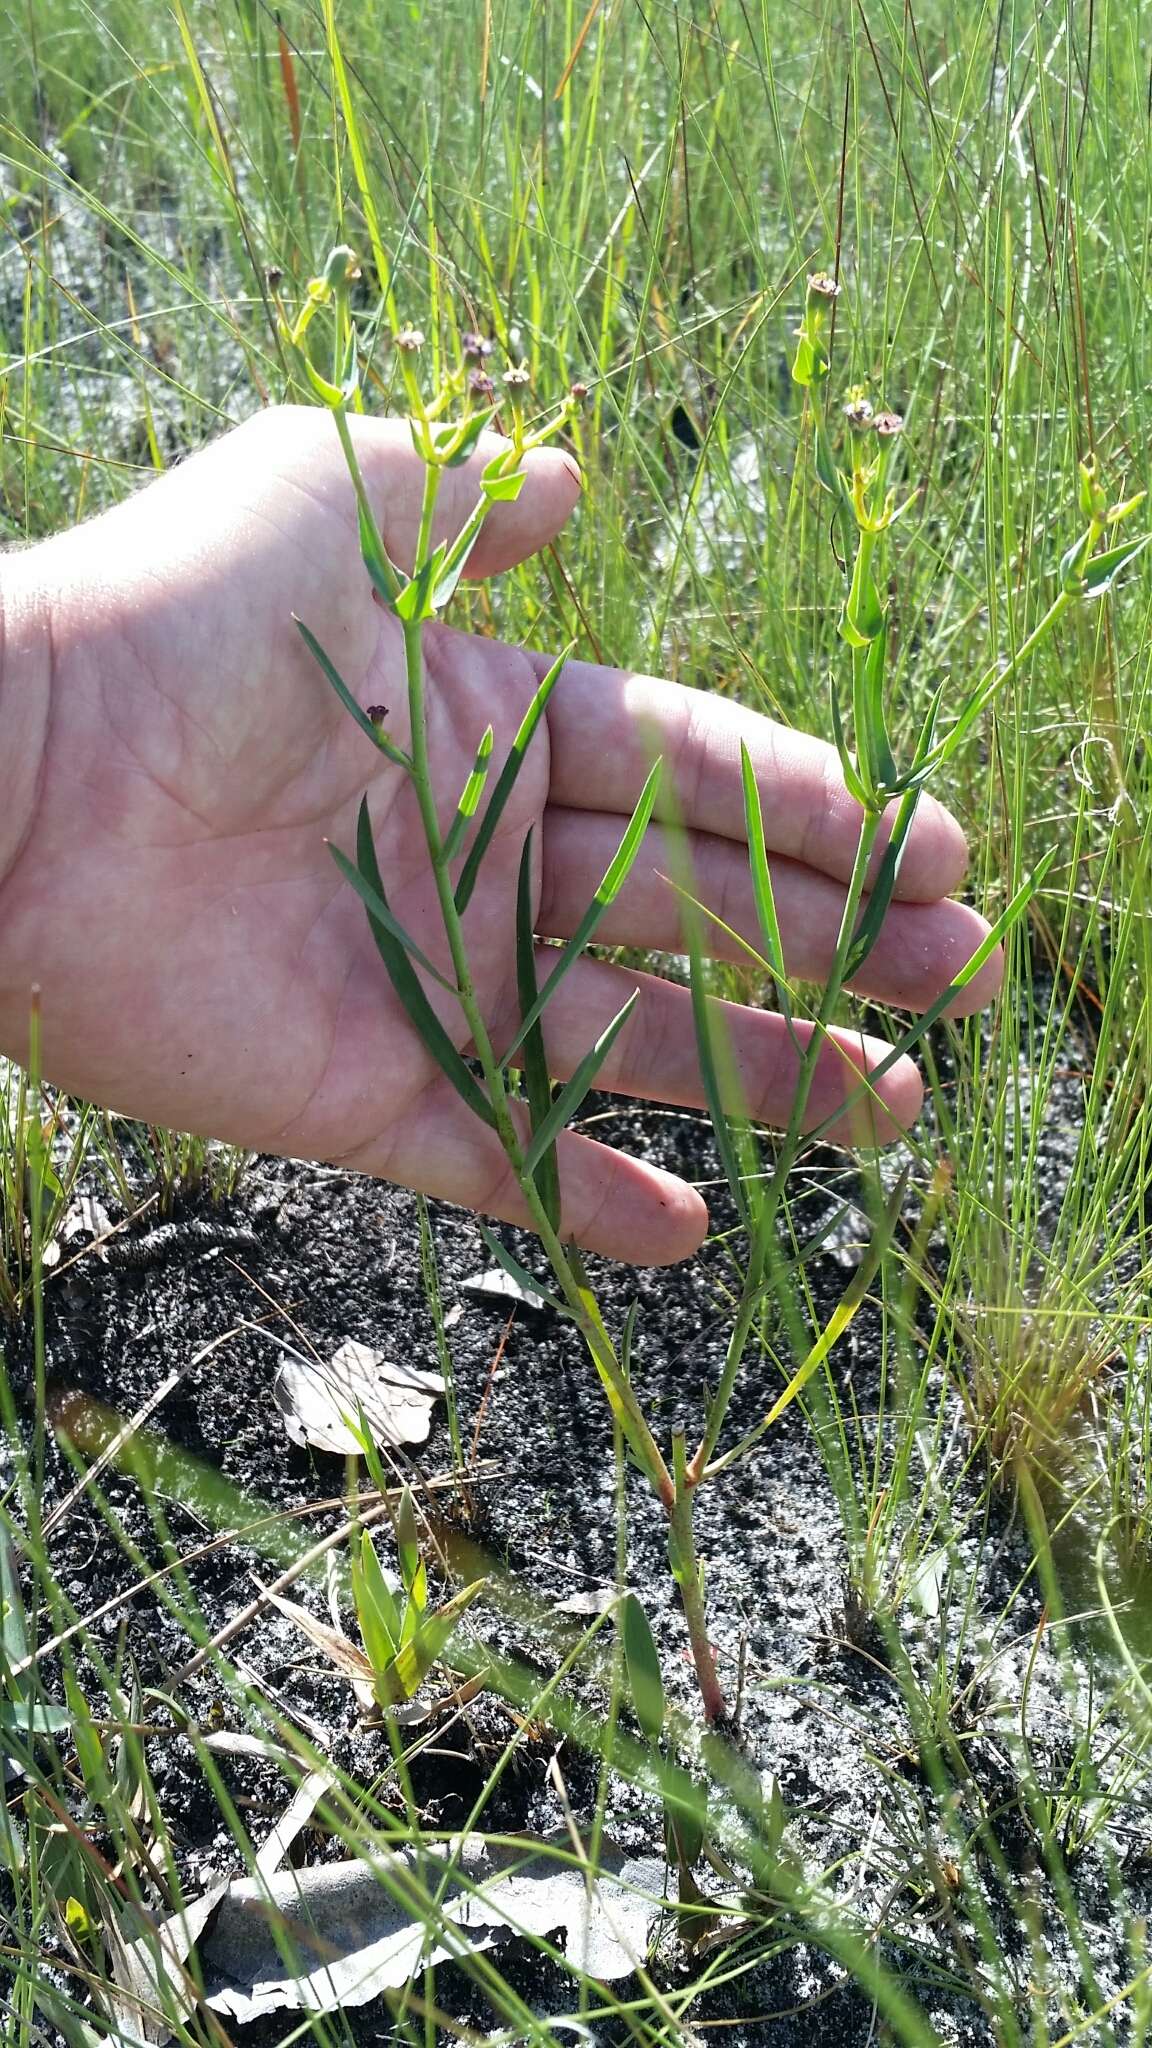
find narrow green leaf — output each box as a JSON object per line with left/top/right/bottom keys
{"left": 687, "top": 935, "right": 751, "bottom": 1231}
{"left": 394, "top": 1486, "right": 421, "bottom": 1600}
{"left": 393, "top": 546, "right": 446, "bottom": 623}
{"left": 739, "top": 742, "right": 786, "bottom": 987}
{"left": 353, "top": 800, "right": 496, "bottom": 1128}
{"left": 861, "top": 623, "right": 897, "bottom": 789}
{"left": 438, "top": 406, "right": 496, "bottom": 467}
{"left": 515, "top": 832, "right": 562, "bottom": 1233}
{"left": 327, "top": 840, "right": 456, "bottom": 990}
{"left": 443, "top": 725, "right": 494, "bottom": 863}
{"left": 481, "top": 462, "right": 527, "bottom": 504}
{"left": 455, "top": 644, "right": 573, "bottom": 915}
{"left": 358, "top": 501, "right": 402, "bottom": 608}
{"left": 759, "top": 1167, "right": 909, "bottom": 1432}
{"left": 1080, "top": 532, "right": 1151, "bottom": 595}
{"left": 828, "top": 676, "right": 870, "bottom": 807}
{"left": 843, "top": 784, "right": 922, "bottom": 982}
{"left": 476, "top": 1223, "right": 567, "bottom": 1315}
{"left": 663, "top": 1763, "right": 706, "bottom": 1869}
{"left": 378, "top": 1579, "right": 487, "bottom": 1704}
{"left": 805, "top": 852, "right": 1056, "bottom": 1151}
{"left": 295, "top": 616, "right": 411, "bottom": 769}
{"left": 0, "top": 1531, "right": 28, "bottom": 1673}
{"left": 522, "top": 990, "right": 639, "bottom": 1174}
{"left": 352, "top": 1528, "right": 401, "bottom": 1671}
{"left": 502, "top": 758, "right": 663, "bottom": 1064}
{"left": 620, "top": 1591, "right": 665, "bottom": 1744}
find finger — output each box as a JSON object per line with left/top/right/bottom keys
{"left": 539, "top": 812, "right": 1004, "bottom": 1017}
{"left": 538, "top": 652, "right": 968, "bottom": 901}
{"left": 346, "top": 1084, "right": 709, "bottom": 1265}
{"left": 486, "top": 954, "right": 924, "bottom": 1146}
{"left": 341, "top": 414, "right": 582, "bottom": 578}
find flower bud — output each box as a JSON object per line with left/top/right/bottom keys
{"left": 569, "top": 379, "right": 590, "bottom": 405}
{"left": 805, "top": 271, "right": 841, "bottom": 310}
{"left": 842, "top": 389, "right": 874, "bottom": 434}
{"left": 461, "top": 330, "right": 493, "bottom": 363}
{"left": 468, "top": 369, "right": 496, "bottom": 403}
{"left": 1078, "top": 456, "right": 1108, "bottom": 524}
{"left": 503, "top": 361, "right": 532, "bottom": 421}
{"left": 323, "top": 245, "right": 360, "bottom": 293}
{"left": 393, "top": 326, "right": 425, "bottom": 354}
{"left": 872, "top": 410, "right": 905, "bottom": 439}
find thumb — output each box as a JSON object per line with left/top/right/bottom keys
{"left": 347, "top": 416, "right": 582, "bottom": 580}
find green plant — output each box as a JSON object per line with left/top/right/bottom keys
{"left": 293, "top": 250, "right": 1149, "bottom": 1731}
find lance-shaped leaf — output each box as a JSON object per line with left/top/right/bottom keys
{"left": 436, "top": 405, "right": 496, "bottom": 468}
{"left": 351, "top": 1527, "right": 402, "bottom": 1672}
{"left": 515, "top": 832, "right": 562, "bottom": 1233}
{"left": 739, "top": 742, "right": 788, "bottom": 1017}
{"left": 502, "top": 758, "right": 663, "bottom": 1064}
{"left": 860, "top": 623, "right": 897, "bottom": 790}
{"left": 522, "top": 989, "right": 639, "bottom": 1173}
{"left": 358, "top": 500, "right": 402, "bottom": 607}
{"left": 295, "top": 617, "right": 411, "bottom": 769}
{"left": 476, "top": 1223, "right": 567, "bottom": 1315}
{"left": 620, "top": 1592, "right": 665, "bottom": 1744}
{"left": 757, "top": 1167, "right": 909, "bottom": 1432}
{"left": 843, "top": 783, "right": 922, "bottom": 982}
{"left": 443, "top": 725, "right": 494, "bottom": 862}
{"left": 393, "top": 546, "right": 447, "bottom": 624}
{"left": 394, "top": 1487, "right": 425, "bottom": 1615}
{"left": 353, "top": 799, "right": 496, "bottom": 1128}
{"left": 1079, "top": 532, "right": 1152, "bottom": 597}
{"left": 455, "top": 645, "right": 573, "bottom": 914}
{"left": 327, "top": 840, "right": 456, "bottom": 990}
{"left": 828, "top": 675, "right": 870, "bottom": 807}
{"left": 805, "top": 853, "right": 1056, "bottom": 1148}
{"left": 686, "top": 931, "right": 752, "bottom": 1232}
{"left": 375, "top": 1579, "right": 486, "bottom": 1705}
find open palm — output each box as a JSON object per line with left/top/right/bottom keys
{"left": 0, "top": 408, "right": 1000, "bottom": 1263}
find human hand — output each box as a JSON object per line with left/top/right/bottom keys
{"left": 0, "top": 408, "right": 1000, "bottom": 1263}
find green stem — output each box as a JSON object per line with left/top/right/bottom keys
{"left": 669, "top": 1429, "right": 725, "bottom": 1722}
{"left": 810, "top": 383, "right": 855, "bottom": 571}
{"left": 333, "top": 406, "right": 401, "bottom": 603}
{"left": 399, "top": 618, "right": 674, "bottom": 1510}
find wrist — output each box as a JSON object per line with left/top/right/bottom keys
{"left": 0, "top": 546, "right": 53, "bottom": 900}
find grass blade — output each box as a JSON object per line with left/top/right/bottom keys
{"left": 353, "top": 799, "right": 496, "bottom": 1128}
{"left": 502, "top": 758, "right": 663, "bottom": 1064}
{"left": 455, "top": 644, "right": 573, "bottom": 914}
{"left": 516, "top": 832, "right": 562, "bottom": 1233}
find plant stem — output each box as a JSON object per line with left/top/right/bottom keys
{"left": 669, "top": 1429, "right": 725, "bottom": 1721}
{"left": 399, "top": 616, "right": 674, "bottom": 1509}
{"left": 688, "top": 806, "right": 884, "bottom": 1484}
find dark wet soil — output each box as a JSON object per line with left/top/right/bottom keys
{"left": 5, "top": 1089, "right": 1150, "bottom": 2047}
